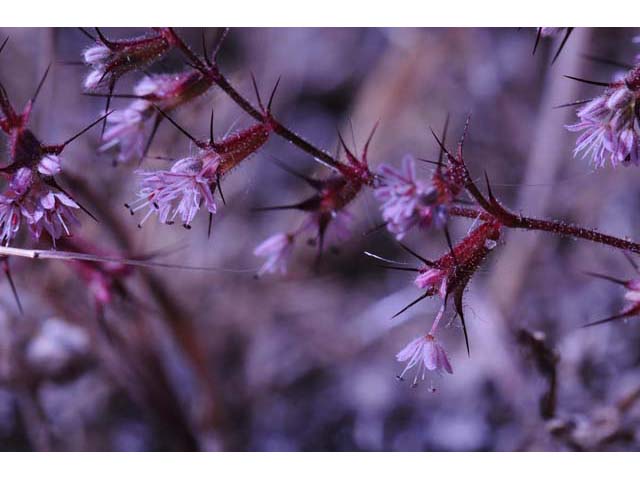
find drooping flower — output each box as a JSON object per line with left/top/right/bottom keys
{"left": 396, "top": 333, "right": 453, "bottom": 386}
{"left": 254, "top": 232, "right": 295, "bottom": 276}
{"left": 0, "top": 167, "right": 80, "bottom": 245}
{"left": 414, "top": 267, "right": 448, "bottom": 298}
{"left": 127, "top": 155, "right": 219, "bottom": 228}
{"left": 375, "top": 155, "right": 448, "bottom": 240}
{"left": 82, "top": 29, "right": 176, "bottom": 91}
{"left": 26, "top": 188, "right": 80, "bottom": 242}
{"left": 567, "top": 77, "right": 640, "bottom": 168}
{"left": 99, "top": 100, "right": 153, "bottom": 164}
{"left": 37, "top": 154, "right": 62, "bottom": 176}
{"left": 83, "top": 44, "right": 111, "bottom": 89}
{"left": 133, "top": 70, "right": 212, "bottom": 111}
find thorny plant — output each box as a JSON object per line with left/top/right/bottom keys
{"left": 1, "top": 27, "right": 640, "bottom": 395}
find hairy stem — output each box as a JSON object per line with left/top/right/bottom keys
{"left": 449, "top": 206, "right": 640, "bottom": 254}
{"left": 171, "top": 30, "right": 342, "bottom": 171}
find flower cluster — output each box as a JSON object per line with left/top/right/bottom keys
{"left": 100, "top": 70, "right": 216, "bottom": 164}
{"left": 374, "top": 155, "right": 447, "bottom": 239}
{"left": 0, "top": 164, "right": 79, "bottom": 246}
{"left": 126, "top": 154, "right": 219, "bottom": 228}
{"left": 253, "top": 209, "right": 354, "bottom": 276}
{"left": 100, "top": 100, "right": 153, "bottom": 164}
{"left": 567, "top": 70, "right": 640, "bottom": 168}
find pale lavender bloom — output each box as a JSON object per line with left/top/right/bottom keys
{"left": 254, "top": 233, "right": 295, "bottom": 276}
{"left": 0, "top": 201, "right": 21, "bottom": 245}
{"left": 26, "top": 188, "right": 80, "bottom": 243}
{"left": 100, "top": 100, "right": 153, "bottom": 164}
{"left": 83, "top": 45, "right": 111, "bottom": 90}
{"left": 396, "top": 334, "right": 453, "bottom": 386}
{"left": 375, "top": 155, "right": 446, "bottom": 240}
{"left": 414, "top": 268, "right": 448, "bottom": 298}
{"left": 37, "top": 155, "right": 62, "bottom": 176}
{"left": 0, "top": 168, "right": 36, "bottom": 245}
{"left": 127, "top": 156, "right": 219, "bottom": 228}
{"left": 0, "top": 168, "right": 80, "bottom": 245}
{"left": 624, "top": 278, "right": 640, "bottom": 304}
{"left": 567, "top": 84, "right": 640, "bottom": 168}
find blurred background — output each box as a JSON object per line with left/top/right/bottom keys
{"left": 1, "top": 27, "right": 640, "bottom": 451}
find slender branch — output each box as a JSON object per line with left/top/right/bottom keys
{"left": 171, "top": 32, "right": 342, "bottom": 171}
{"left": 449, "top": 204, "right": 640, "bottom": 254}
{"left": 514, "top": 216, "right": 640, "bottom": 254}
{"left": 213, "top": 72, "right": 342, "bottom": 171}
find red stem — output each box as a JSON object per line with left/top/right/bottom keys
{"left": 171, "top": 30, "right": 342, "bottom": 171}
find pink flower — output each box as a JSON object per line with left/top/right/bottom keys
{"left": 414, "top": 268, "right": 448, "bottom": 298}
{"left": 624, "top": 278, "right": 640, "bottom": 304}
{"left": 0, "top": 200, "right": 21, "bottom": 245}
{"left": 254, "top": 233, "right": 295, "bottom": 276}
{"left": 83, "top": 45, "right": 111, "bottom": 89}
{"left": 0, "top": 168, "right": 79, "bottom": 245}
{"left": 133, "top": 70, "right": 210, "bottom": 111}
{"left": 127, "top": 155, "right": 219, "bottom": 228}
{"left": 375, "top": 155, "right": 447, "bottom": 239}
{"left": 82, "top": 30, "right": 175, "bottom": 91}
{"left": 26, "top": 189, "right": 80, "bottom": 243}
{"left": 99, "top": 100, "right": 153, "bottom": 164}
{"left": 37, "top": 155, "right": 62, "bottom": 176}
{"left": 396, "top": 334, "right": 453, "bottom": 386}
{"left": 567, "top": 83, "right": 640, "bottom": 168}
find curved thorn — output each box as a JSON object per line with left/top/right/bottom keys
{"left": 84, "top": 92, "right": 147, "bottom": 100}
{"left": 363, "top": 251, "right": 414, "bottom": 266}
{"left": 438, "top": 114, "right": 450, "bottom": 170}
{"left": 100, "top": 79, "right": 115, "bottom": 139}
{"left": 95, "top": 28, "right": 116, "bottom": 50}
{"left": 250, "top": 73, "right": 265, "bottom": 113}
{"left": 378, "top": 265, "right": 421, "bottom": 272}
{"left": 563, "top": 75, "right": 610, "bottom": 87}
{"left": 362, "top": 121, "right": 380, "bottom": 164}
{"left": 216, "top": 173, "right": 226, "bottom": 206}
{"left": 582, "top": 271, "right": 628, "bottom": 286}
{"left": 201, "top": 29, "right": 210, "bottom": 66}
{"left": 48, "top": 179, "right": 99, "bottom": 223}
{"left": 0, "top": 36, "right": 9, "bottom": 55}
{"left": 453, "top": 289, "right": 470, "bottom": 356}
{"left": 443, "top": 225, "right": 459, "bottom": 268}
{"left": 551, "top": 27, "right": 573, "bottom": 65}
{"left": 397, "top": 242, "right": 435, "bottom": 267}
{"left": 29, "top": 63, "right": 52, "bottom": 111}
{"left": 77, "top": 28, "right": 96, "bottom": 42}
{"left": 429, "top": 126, "right": 453, "bottom": 163}
{"left": 364, "top": 221, "right": 388, "bottom": 236}
{"left": 3, "top": 258, "right": 23, "bottom": 315}
{"left": 267, "top": 76, "right": 281, "bottom": 114}
{"left": 61, "top": 111, "right": 113, "bottom": 148}
{"left": 210, "top": 27, "right": 230, "bottom": 63}
{"left": 141, "top": 114, "right": 163, "bottom": 164}
{"left": 622, "top": 251, "right": 639, "bottom": 273}
{"left": 553, "top": 98, "right": 594, "bottom": 109}
{"left": 392, "top": 292, "right": 429, "bottom": 319}
{"left": 152, "top": 106, "right": 202, "bottom": 146}
{"left": 583, "top": 311, "right": 632, "bottom": 328}
{"left": 209, "top": 108, "right": 215, "bottom": 145}
{"left": 533, "top": 27, "right": 542, "bottom": 55}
